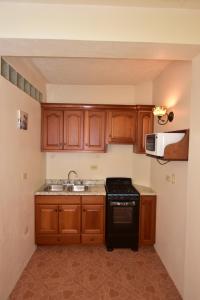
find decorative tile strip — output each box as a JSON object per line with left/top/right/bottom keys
{"left": 1, "top": 57, "right": 43, "bottom": 102}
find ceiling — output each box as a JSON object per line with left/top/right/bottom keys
{"left": 1, "top": 0, "right": 200, "bottom": 9}
{"left": 1, "top": 0, "right": 197, "bottom": 85}
{"left": 23, "top": 57, "right": 170, "bottom": 85}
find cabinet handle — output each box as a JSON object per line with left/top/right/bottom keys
{"left": 85, "top": 143, "right": 88, "bottom": 146}
{"left": 59, "top": 208, "right": 63, "bottom": 212}
{"left": 54, "top": 209, "right": 58, "bottom": 212}
{"left": 90, "top": 237, "right": 95, "bottom": 242}
{"left": 83, "top": 209, "right": 86, "bottom": 212}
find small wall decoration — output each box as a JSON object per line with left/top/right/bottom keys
{"left": 17, "top": 110, "right": 28, "bottom": 130}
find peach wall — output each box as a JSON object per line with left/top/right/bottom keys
{"left": 183, "top": 54, "right": 200, "bottom": 300}
{"left": 47, "top": 83, "right": 153, "bottom": 105}
{"left": 151, "top": 61, "right": 192, "bottom": 296}
{"left": 47, "top": 84, "right": 135, "bottom": 104}
{"left": 46, "top": 84, "right": 152, "bottom": 186}
{"left": 46, "top": 146, "right": 151, "bottom": 186}
{"left": 0, "top": 76, "right": 45, "bottom": 299}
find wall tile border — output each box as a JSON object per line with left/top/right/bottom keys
{"left": 1, "top": 57, "right": 43, "bottom": 102}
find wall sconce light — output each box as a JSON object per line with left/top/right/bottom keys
{"left": 153, "top": 106, "right": 174, "bottom": 125}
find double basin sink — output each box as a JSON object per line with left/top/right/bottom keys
{"left": 44, "top": 182, "right": 89, "bottom": 192}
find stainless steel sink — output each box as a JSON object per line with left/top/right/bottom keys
{"left": 44, "top": 184, "right": 64, "bottom": 192}
{"left": 67, "top": 184, "right": 88, "bottom": 192}
{"left": 44, "top": 183, "right": 88, "bottom": 192}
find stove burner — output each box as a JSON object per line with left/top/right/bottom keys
{"left": 105, "top": 177, "right": 139, "bottom": 196}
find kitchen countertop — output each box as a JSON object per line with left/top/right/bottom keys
{"left": 35, "top": 180, "right": 156, "bottom": 196}
{"left": 35, "top": 184, "right": 106, "bottom": 196}
{"left": 134, "top": 184, "right": 156, "bottom": 196}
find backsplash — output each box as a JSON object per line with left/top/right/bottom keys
{"left": 45, "top": 179, "right": 105, "bottom": 185}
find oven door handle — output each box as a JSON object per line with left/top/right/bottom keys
{"left": 110, "top": 201, "right": 136, "bottom": 207}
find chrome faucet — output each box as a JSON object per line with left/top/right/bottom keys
{"left": 67, "top": 170, "right": 78, "bottom": 182}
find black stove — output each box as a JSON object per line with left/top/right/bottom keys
{"left": 106, "top": 177, "right": 139, "bottom": 196}
{"left": 105, "top": 177, "right": 140, "bottom": 251}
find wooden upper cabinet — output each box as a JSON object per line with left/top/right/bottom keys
{"left": 41, "top": 104, "right": 153, "bottom": 153}
{"left": 63, "top": 110, "right": 84, "bottom": 150}
{"left": 84, "top": 110, "right": 106, "bottom": 151}
{"left": 59, "top": 204, "right": 81, "bottom": 234}
{"left": 42, "top": 110, "right": 63, "bottom": 150}
{"left": 107, "top": 110, "right": 136, "bottom": 144}
{"left": 134, "top": 107, "right": 154, "bottom": 153}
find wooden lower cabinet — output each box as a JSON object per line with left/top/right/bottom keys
{"left": 59, "top": 204, "right": 80, "bottom": 235}
{"left": 35, "top": 194, "right": 156, "bottom": 247}
{"left": 35, "top": 195, "right": 104, "bottom": 245}
{"left": 35, "top": 204, "right": 58, "bottom": 235}
{"left": 139, "top": 195, "right": 156, "bottom": 246}
{"left": 81, "top": 195, "right": 104, "bottom": 244}
{"left": 35, "top": 196, "right": 81, "bottom": 245}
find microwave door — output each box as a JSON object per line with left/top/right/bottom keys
{"left": 146, "top": 134, "right": 156, "bottom": 152}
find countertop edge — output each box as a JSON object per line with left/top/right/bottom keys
{"left": 134, "top": 184, "right": 156, "bottom": 196}
{"left": 35, "top": 183, "right": 156, "bottom": 196}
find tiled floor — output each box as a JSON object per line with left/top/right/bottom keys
{"left": 9, "top": 245, "right": 181, "bottom": 300}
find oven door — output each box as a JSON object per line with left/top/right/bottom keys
{"left": 109, "top": 201, "right": 138, "bottom": 234}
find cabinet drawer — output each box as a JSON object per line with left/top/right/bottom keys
{"left": 36, "top": 234, "right": 81, "bottom": 245}
{"left": 36, "top": 235, "right": 60, "bottom": 245}
{"left": 82, "top": 195, "right": 104, "bottom": 204}
{"left": 35, "top": 195, "right": 81, "bottom": 204}
{"left": 60, "top": 234, "right": 80, "bottom": 244}
{"left": 81, "top": 234, "right": 104, "bottom": 244}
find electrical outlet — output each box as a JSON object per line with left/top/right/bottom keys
{"left": 171, "top": 173, "right": 175, "bottom": 184}
{"left": 23, "top": 172, "right": 28, "bottom": 180}
{"left": 90, "top": 165, "right": 98, "bottom": 170}
{"left": 24, "top": 226, "right": 29, "bottom": 235}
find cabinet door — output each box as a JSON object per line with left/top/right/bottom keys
{"left": 35, "top": 204, "right": 58, "bottom": 235}
{"left": 107, "top": 110, "right": 136, "bottom": 144}
{"left": 134, "top": 110, "right": 153, "bottom": 153}
{"left": 59, "top": 205, "right": 81, "bottom": 234}
{"left": 139, "top": 196, "right": 156, "bottom": 246}
{"left": 84, "top": 111, "right": 106, "bottom": 151}
{"left": 42, "top": 110, "right": 63, "bottom": 150}
{"left": 63, "top": 110, "right": 84, "bottom": 150}
{"left": 82, "top": 205, "right": 104, "bottom": 234}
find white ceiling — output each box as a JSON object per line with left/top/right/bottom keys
{"left": 1, "top": 0, "right": 200, "bottom": 9}
{"left": 1, "top": 1, "right": 199, "bottom": 85}
{"left": 26, "top": 57, "right": 170, "bottom": 85}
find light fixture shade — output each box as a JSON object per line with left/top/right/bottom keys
{"left": 153, "top": 106, "right": 167, "bottom": 117}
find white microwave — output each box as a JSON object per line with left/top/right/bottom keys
{"left": 145, "top": 132, "right": 185, "bottom": 157}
